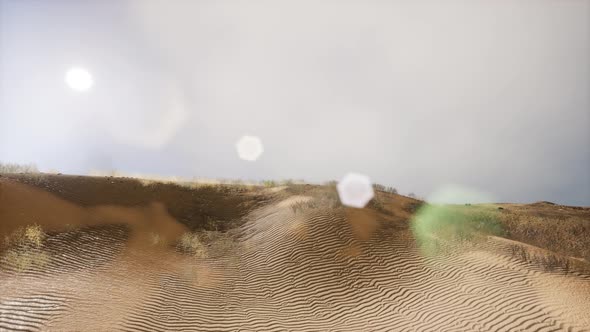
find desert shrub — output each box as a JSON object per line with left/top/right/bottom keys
{"left": 285, "top": 184, "right": 311, "bottom": 195}
{"left": 411, "top": 205, "right": 504, "bottom": 243}
{"left": 290, "top": 186, "right": 342, "bottom": 214}
{"left": 500, "top": 212, "right": 590, "bottom": 262}
{"left": 262, "top": 180, "right": 277, "bottom": 188}
{"left": 2, "top": 249, "right": 50, "bottom": 272}
{"left": 291, "top": 200, "right": 318, "bottom": 214}
{"left": 177, "top": 230, "right": 240, "bottom": 258}
{"left": 291, "top": 197, "right": 339, "bottom": 214}
{"left": 24, "top": 224, "right": 46, "bottom": 247}
{"left": 373, "top": 184, "right": 398, "bottom": 194}
{"left": 2, "top": 224, "right": 49, "bottom": 272}
{"left": 0, "top": 162, "right": 39, "bottom": 174}
{"left": 411, "top": 206, "right": 504, "bottom": 257}
{"left": 508, "top": 244, "right": 582, "bottom": 274}
{"left": 373, "top": 184, "right": 386, "bottom": 191}
{"left": 4, "top": 224, "right": 46, "bottom": 248}
{"left": 367, "top": 196, "right": 393, "bottom": 215}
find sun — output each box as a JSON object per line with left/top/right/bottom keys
{"left": 65, "top": 67, "right": 94, "bottom": 91}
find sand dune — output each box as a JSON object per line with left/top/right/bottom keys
{"left": 1, "top": 175, "right": 589, "bottom": 331}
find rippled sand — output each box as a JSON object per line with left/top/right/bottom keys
{"left": 1, "top": 175, "right": 589, "bottom": 331}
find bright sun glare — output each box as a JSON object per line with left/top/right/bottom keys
{"left": 65, "top": 67, "right": 94, "bottom": 91}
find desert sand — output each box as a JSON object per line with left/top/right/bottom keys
{"left": 1, "top": 174, "right": 589, "bottom": 331}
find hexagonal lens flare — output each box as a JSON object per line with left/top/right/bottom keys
{"left": 236, "top": 135, "right": 264, "bottom": 161}
{"left": 65, "top": 67, "right": 94, "bottom": 91}
{"left": 337, "top": 173, "right": 374, "bottom": 208}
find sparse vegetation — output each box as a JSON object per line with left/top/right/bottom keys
{"left": 87, "top": 171, "right": 261, "bottom": 191}
{"left": 373, "top": 184, "right": 398, "bottom": 194}
{"left": 24, "top": 224, "right": 46, "bottom": 247}
{"left": 285, "top": 183, "right": 311, "bottom": 195}
{"left": 508, "top": 244, "right": 583, "bottom": 274}
{"left": 0, "top": 162, "right": 39, "bottom": 174}
{"left": 411, "top": 203, "right": 590, "bottom": 271}
{"left": 290, "top": 186, "right": 341, "bottom": 214}
{"left": 411, "top": 205, "right": 504, "bottom": 250}
{"left": 367, "top": 195, "right": 394, "bottom": 215}
{"left": 287, "top": 183, "right": 394, "bottom": 215}
{"left": 499, "top": 208, "right": 590, "bottom": 262}
{"left": 290, "top": 199, "right": 324, "bottom": 214}
{"left": 2, "top": 173, "right": 268, "bottom": 232}
{"left": 2, "top": 250, "right": 50, "bottom": 272}
{"left": 177, "top": 230, "right": 239, "bottom": 259}
{"left": 3, "top": 224, "right": 46, "bottom": 248}
{"left": 1, "top": 224, "right": 50, "bottom": 272}
{"left": 262, "top": 180, "right": 277, "bottom": 187}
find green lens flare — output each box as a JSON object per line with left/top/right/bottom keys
{"left": 411, "top": 185, "right": 504, "bottom": 257}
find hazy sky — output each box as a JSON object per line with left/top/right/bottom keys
{"left": 1, "top": 0, "right": 589, "bottom": 205}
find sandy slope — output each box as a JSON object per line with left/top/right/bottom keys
{"left": 1, "top": 176, "right": 589, "bottom": 331}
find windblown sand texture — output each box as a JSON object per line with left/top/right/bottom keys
{"left": 1, "top": 175, "right": 589, "bottom": 331}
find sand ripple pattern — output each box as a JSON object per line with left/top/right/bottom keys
{"left": 1, "top": 203, "right": 589, "bottom": 331}
{"left": 0, "top": 294, "right": 69, "bottom": 332}
{"left": 120, "top": 205, "right": 590, "bottom": 332}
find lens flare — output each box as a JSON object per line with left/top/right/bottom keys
{"left": 411, "top": 184, "right": 502, "bottom": 257}
{"left": 236, "top": 136, "right": 264, "bottom": 161}
{"left": 337, "top": 173, "right": 374, "bottom": 208}
{"left": 65, "top": 67, "right": 93, "bottom": 91}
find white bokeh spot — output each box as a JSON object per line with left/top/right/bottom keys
{"left": 236, "top": 135, "right": 264, "bottom": 161}
{"left": 337, "top": 173, "right": 374, "bottom": 208}
{"left": 65, "top": 67, "right": 94, "bottom": 91}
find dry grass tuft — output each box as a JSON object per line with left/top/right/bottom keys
{"left": 291, "top": 200, "right": 319, "bottom": 214}
{"left": 287, "top": 184, "right": 393, "bottom": 215}
{"left": 412, "top": 205, "right": 504, "bottom": 242}
{"left": 499, "top": 209, "right": 590, "bottom": 262}
{"left": 87, "top": 170, "right": 261, "bottom": 192}
{"left": 262, "top": 180, "right": 277, "bottom": 188}
{"left": 507, "top": 244, "right": 589, "bottom": 274}
{"left": 177, "top": 230, "right": 240, "bottom": 259}
{"left": 373, "top": 183, "right": 398, "bottom": 194}
{"left": 367, "top": 196, "right": 393, "bottom": 215}
{"left": 0, "top": 162, "right": 38, "bottom": 174}
{"left": 4, "top": 224, "right": 46, "bottom": 248}
{"left": 290, "top": 186, "right": 341, "bottom": 214}
{"left": 2, "top": 224, "right": 50, "bottom": 272}
{"left": 24, "top": 224, "right": 46, "bottom": 247}
{"left": 2, "top": 250, "right": 50, "bottom": 272}
{"left": 284, "top": 183, "right": 312, "bottom": 195}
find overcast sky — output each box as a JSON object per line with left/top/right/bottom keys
{"left": 1, "top": 0, "right": 589, "bottom": 205}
